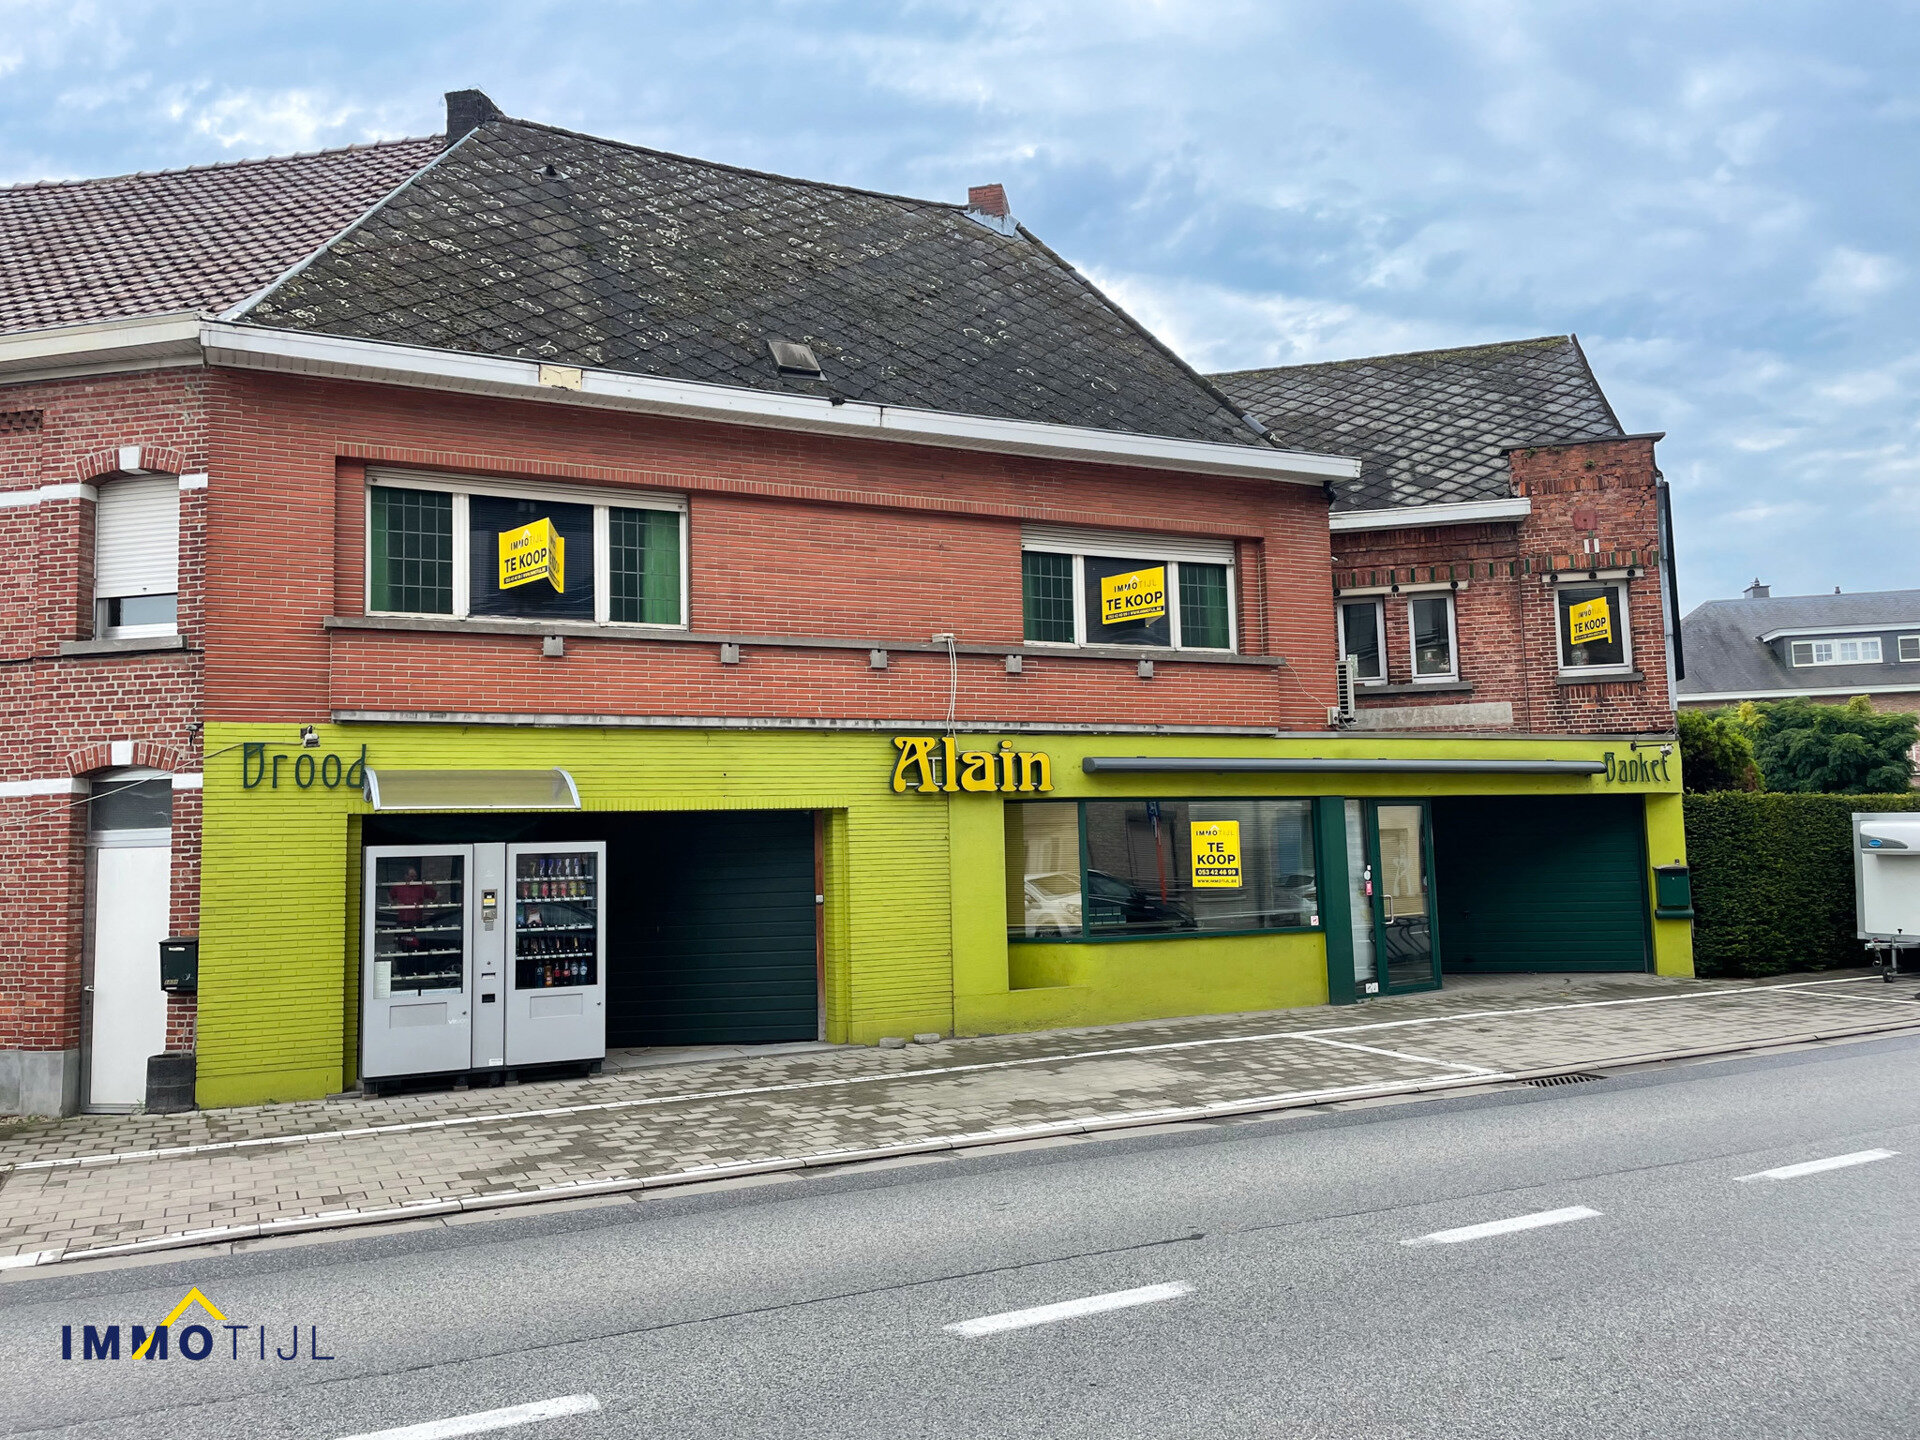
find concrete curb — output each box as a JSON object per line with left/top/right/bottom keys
{"left": 9, "top": 1007, "right": 1917, "bottom": 1275}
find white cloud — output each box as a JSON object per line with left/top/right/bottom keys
{"left": 1811, "top": 246, "right": 1904, "bottom": 309}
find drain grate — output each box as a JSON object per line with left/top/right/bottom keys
{"left": 1525, "top": 1072, "right": 1607, "bottom": 1088}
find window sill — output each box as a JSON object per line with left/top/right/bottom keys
{"left": 59, "top": 634, "right": 187, "bottom": 658}
{"left": 326, "top": 614, "right": 1286, "bottom": 666}
{"left": 1360, "top": 680, "right": 1472, "bottom": 697}
{"left": 1556, "top": 669, "right": 1643, "bottom": 686}
{"left": 1011, "top": 923, "right": 1322, "bottom": 944}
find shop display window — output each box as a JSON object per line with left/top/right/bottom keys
{"left": 1556, "top": 581, "right": 1632, "bottom": 674}
{"left": 1005, "top": 799, "right": 1317, "bottom": 940}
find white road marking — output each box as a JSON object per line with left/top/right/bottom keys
{"left": 1295, "top": 1035, "right": 1497, "bottom": 1074}
{"left": 333, "top": 1392, "right": 601, "bottom": 1440}
{"left": 945, "top": 1281, "right": 1192, "bottom": 1337}
{"left": 1, "top": 974, "right": 1893, "bottom": 1175}
{"left": 1403, "top": 1205, "right": 1602, "bottom": 1247}
{"left": 0, "top": 1250, "right": 59, "bottom": 1271}
{"left": 1737, "top": 1149, "right": 1897, "bottom": 1181}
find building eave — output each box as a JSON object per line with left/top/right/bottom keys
{"left": 1676, "top": 682, "right": 1920, "bottom": 703}
{"left": 1756, "top": 623, "right": 1920, "bottom": 642}
{"left": 1328, "top": 496, "right": 1532, "bottom": 532}
{"left": 0, "top": 312, "right": 204, "bottom": 383}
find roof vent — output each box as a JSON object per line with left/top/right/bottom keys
{"left": 445, "top": 89, "right": 504, "bottom": 147}
{"left": 769, "top": 340, "right": 823, "bottom": 379}
{"left": 1745, "top": 579, "right": 1770, "bottom": 600}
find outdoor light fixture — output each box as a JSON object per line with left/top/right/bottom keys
{"left": 299, "top": 725, "right": 319, "bottom": 748}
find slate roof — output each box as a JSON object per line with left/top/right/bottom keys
{"left": 1210, "top": 336, "right": 1624, "bottom": 511}
{"left": 239, "top": 117, "right": 1265, "bottom": 446}
{"left": 0, "top": 139, "right": 442, "bottom": 334}
{"left": 1679, "top": 590, "right": 1920, "bottom": 698}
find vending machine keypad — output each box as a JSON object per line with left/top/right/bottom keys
{"left": 514, "top": 851, "right": 599, "bottom": 989}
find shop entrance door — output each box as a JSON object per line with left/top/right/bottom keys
{"left": 1366, "top": 801, "right": 1440, "bottom": 993}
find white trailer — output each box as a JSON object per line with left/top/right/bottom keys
{"left": 1853, "top": 813, "right": 1920, "bottom": 981}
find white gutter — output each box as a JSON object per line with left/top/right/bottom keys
{"left": 194, "top": 322, "right": 1359, "bottom": 485}
{"left": 0, "top": 312, "right": 202, "bottom": 381}
{"left": 1678, "top": 682, "right": 1920, "bottom": 703}
{"left": 1328, "top": 496, "right": 1531, "bottom": 532}
{"left": 1757, "top": 623, "right": 1920, "bottom": 642}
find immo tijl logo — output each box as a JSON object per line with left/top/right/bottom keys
{"left": 61, "top": 1287, "right": 334, "bottom": 1362}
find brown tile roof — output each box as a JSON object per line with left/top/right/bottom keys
{"left": 0, "top": 137, "right": 441, "bottom": 335}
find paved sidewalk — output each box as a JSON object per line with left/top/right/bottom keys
{"left": 3, "top": 970, "right": 1917, "bottom": 1270}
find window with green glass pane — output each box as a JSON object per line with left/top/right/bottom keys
{"left": 1179, "top": 562, "right": 1231, "bottom": 649}
{"left": 609, "top": 507, "right": 682, "bottom": 624}
{"left": 370, "top": 487, "right": 453, "bottom": 614}
{"left": 1022, "top": 551, "right": 1075, "bottom": 643}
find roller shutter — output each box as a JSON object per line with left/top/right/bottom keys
{"left": 1432, "top": 795, "right": 1650, "bottom": 973}
{"left": 607, "top": 811, "right": 818, "bottom": 1045}
{"left": 95, "top": 476, "right": 179, "bottom": 599}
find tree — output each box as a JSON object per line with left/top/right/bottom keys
{"left": 1749, "top": 697, "right": 1918, "bottom": 794}
{"left": 1677, "top": 709, "right": 1760, "bottom": 792}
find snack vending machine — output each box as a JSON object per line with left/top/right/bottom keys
{"left": 362, "top": 841, "right": 606, "bottom": 1087}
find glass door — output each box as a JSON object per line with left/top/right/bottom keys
{"left": 361, "top": 845, "right": 474, "bottom": 1081}
{"left": 505, "top": 842, "right": 607, "bottom": 1067}
{"left": 1369, "top": 802, "right": 1440, "bottom": 993}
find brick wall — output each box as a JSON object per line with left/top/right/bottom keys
{"left": 0, "top": 371, "right": 207, "bottom": 1061}
{"left": 1330, "top": 437, "right": 1675, "bottom": 735}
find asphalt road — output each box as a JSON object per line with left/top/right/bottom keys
{"left": 3, "top": 1031, "right": 1917, "bottom": 1439}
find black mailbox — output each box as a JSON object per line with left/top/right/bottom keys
{"left": 159, "top": 936, "right": 199, "bottom": 993}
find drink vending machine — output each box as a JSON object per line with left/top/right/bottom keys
{"left": 362, "top": 841, "right": 606, "bottom": 1088}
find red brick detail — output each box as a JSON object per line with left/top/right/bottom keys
{"left": 72, "top": 443, "right": 188, "bottom": 484}
{"left": 64, "top": 740, "right": 190, "bottom": 777}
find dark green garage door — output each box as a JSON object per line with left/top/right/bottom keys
{"left": 1431, "top": 795, "right": 1649, "bottom": 974}
{"left": 607, "top": 811, "right": 818, "bottom": 1046}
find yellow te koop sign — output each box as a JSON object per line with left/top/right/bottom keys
{"left": 499, "top": 518, "right": 565, "bottom": 592}
{"left": 1100, "top": 565, "right": 1167, "bottom": 626}
{"left": 1191, "top": 820, "right": 1242, "bottom": 889}
{"left": 1568, "top": 596, "right": 1612, "bottom": 646}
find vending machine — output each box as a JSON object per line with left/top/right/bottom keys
{"left": 362, "top": 841, "right": 606, "bottom": 1087}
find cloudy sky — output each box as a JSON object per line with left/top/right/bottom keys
{"left": 4, "top": 1, "right": 1914, "bottom": 607}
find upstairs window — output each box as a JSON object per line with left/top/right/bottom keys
{"left": 1019, "top": 526, "right": 1235, "bottom": 652}
{"left": 1556, "top": 581, "right": 1632, "bottom": 675}
{"left": 1900, "top": 636, "right": 1920, "bottom": 663}
{"left": 1790, "top": 637, "right": 1883, "bottom": 666}
{"left": 1338, "top": 599, "right": 1384, "bottom": 682}
{"left": 1409, "top": 594, "right": 1457, "bottom": 681}
{"left": 94, "top": 475, "right": 179, "bottom": 638}
{"left": 366, "top": 469, "right": 686, "bottom": 627}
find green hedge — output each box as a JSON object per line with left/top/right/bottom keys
{"left": 1686, "top": 791, "right": 1920, "bottom": 976}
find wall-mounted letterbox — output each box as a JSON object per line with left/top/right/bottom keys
{"left": 159, "top": 936, "right": 199, "bottom": 993}
{"left": 1652, "top": 865, "right": 1694, "bottom": 920}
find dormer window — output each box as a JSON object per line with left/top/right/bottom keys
{"left": 1790, "top": 637, "right": 1882, "bottom": 666}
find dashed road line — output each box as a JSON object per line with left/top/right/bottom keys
{"left": 1402, "top": 1205, "right": 1602, "bottom": 1247}
{"left": 945, "top": 1282, "right": 1192, "bottom": 1337}
{"left": 334, "top": 1393, "right": 601, "bottom": 1440}
{"left": 1737, "top": 1149, "right": 1897, "bottom": 1182}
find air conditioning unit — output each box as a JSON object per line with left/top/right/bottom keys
{"left": 1329, "top": 656, "right": 1359, "bottom": 727}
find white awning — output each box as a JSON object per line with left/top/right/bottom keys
{"left": 362, "top": 768, "right": 581, "bottom": 811}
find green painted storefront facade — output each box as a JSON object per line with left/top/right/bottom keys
{"left": 198, "top": 721, "right": 1691, "bottom": 1108}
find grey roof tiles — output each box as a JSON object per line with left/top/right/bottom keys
{"left": 1679, "top": 590, "right": 1920, "bottom": 697}
{"left": 240, "top": 118, "right": 1264, "bottom": 446}
{"left": 1211, "top": 336, "right": 1624, "bottom": 512}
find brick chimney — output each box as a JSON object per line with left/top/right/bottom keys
{"left": 967, "top": 184, "right": 1010, "bottom": 218}
{"left": 445, "top": 89, "right": 503, "bottom": 147}
{"left": 1745, "top": 578, "right": 1770, "bottom": 599}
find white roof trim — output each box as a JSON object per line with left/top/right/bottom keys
{"left": 1758, "top": 623, "right": 1920, "bottom": 642}
{"left": 1678, "top": 682, "right": 1920, "bottom": 703}
{"left": 0, "top": 312, "right": 202, "bottom": 382}
{"left": 1329, "top": 496, "right": 1531, "bottom": 532}
{"left": 197, "top": 322, "right": 1360, "bottom": 485}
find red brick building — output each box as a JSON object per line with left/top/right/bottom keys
{"left": 2, "top": 96, "right": 1689, "bottom": 1115}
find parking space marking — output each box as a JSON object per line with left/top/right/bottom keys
{"left": 1737, "top": 1149, "right": 1897, "bottom": 1182}
{"left": 1402, "top": 1205, "right": 1602, "bottom": 1247}
{"left": 945, "top": 1281, "right": 1192, "bottom": 1337}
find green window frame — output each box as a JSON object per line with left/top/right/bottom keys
{"left": 609, "top": 507, "right": 683, "bottom": 625}
{"left": 1178, "top": 563, "right": 1231, "bottom": 650}
{"left": 369, "top": 487, "right": 454, "bottom": 615}
{"left": 1022, "top": 551, "right": 1076, "bottom": 644}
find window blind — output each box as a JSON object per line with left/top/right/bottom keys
{"left": 95, "top": 476, "right": 179, "bottom": 598}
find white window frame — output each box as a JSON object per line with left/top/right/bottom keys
{"left": 1790, "top": 636, "right": 1885, "bottom": 667}
{"left": 1018, "top": 526, "right": 1237, "bottom": 654}
{"left": 364, "top": 469, "right": 689, "bottom": 629}
{"left": 1554, "top": 578, "right": 1634, "bottom": 677}
{"left": 1406, "top": 592, "right": 1459, "bottom": 683}
{"left": 93, "top": 474, "right": 181, "bottom": 640}
{"left": 1338, "top": 597, "right": 1387, "bottom": 684}
{"left": 1899, "top": 635, "right": 1920, "bottom": 663}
